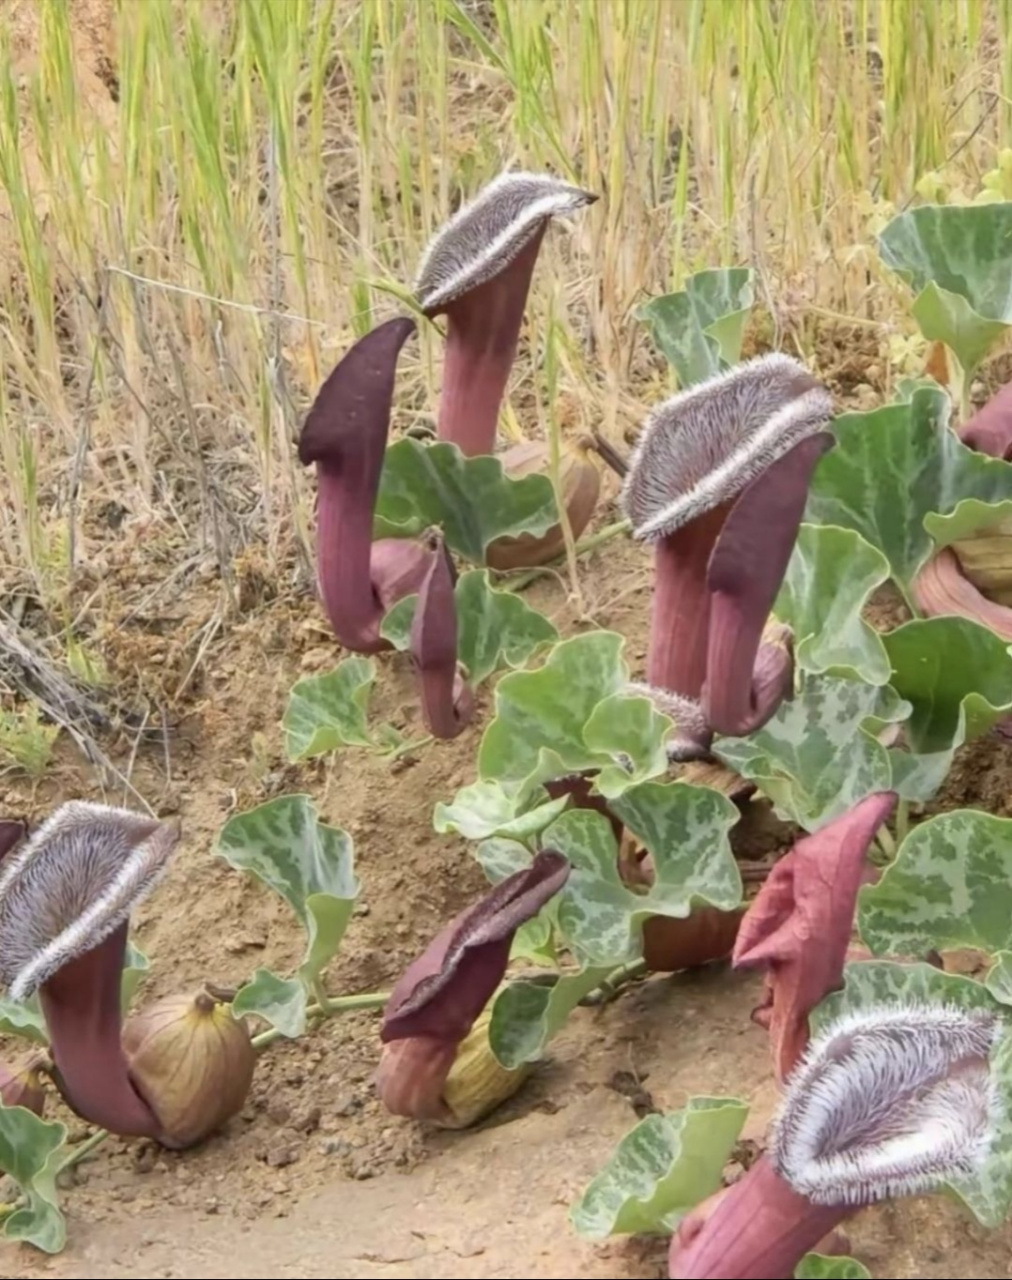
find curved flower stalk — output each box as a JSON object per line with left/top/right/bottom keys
{"left": 376, "top": 850, "right": 570, "bottom": 1127}
{"left": 621, "top": 355, "right": 835, "bottom": 747}
{"left": 913, "top": 381, "right": 1012, "bottom": 639}
{"left": 0, "top": 801, "right": 179, "bottom": 1138}
{"left": 409, "top": 531, "right": 475, "bottom": 739}
{"left": 733, "top": 791, "right": 898, "bottom": 1083}
{"left": 414, "top": 172, "right": 597, "bottom": 457}
{"left": 669, "top": 1002, "right": 1001, "bottom": 1278}
{"left": 298, "top": 316, "right": 436, "bottom": 654}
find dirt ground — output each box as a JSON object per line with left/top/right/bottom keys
{"left": 1, "top": 526, "right": 1011, "bottom": 1280}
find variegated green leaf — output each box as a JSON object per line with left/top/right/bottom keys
{"left": 0, "top": 996, "right": 48, "bottom": 1045}
{"left": 283, "top": 658, "right": 378, "bottom": 760}
{"left": 545, "top": 783, "right": 741, "bottom": 967}
{"left": 806, "top": 384, "right": 1012, "bottom": 591}
{"left": 216, "top": 795, "right": 359, "bottom": 986}
{"left": 570, "top": 1098, "right": 749, "bottom": 1238}
{"left": 814, "top": 960, "right": 1012, "bottom": 1227}
{"left": 0, "top": 1106, "right": 67, "bottom": 1253}
{"left": 374, "top": 439, "right": 558, "bottom": 563}
{"left": 714, "top": 675, "right": 907, "bottom": 831}
{"left": 488, "top": 967, "right": 609, "bottom": 1068}
{"left": 232, "top": 967, "right": 308, "bottom": 1039}
{"left": 477, "top": 632, "right": 670, "bottom": 803}
{"left": 885, "top": 616, "right": 1012, "bottom": 751}
{"left": 775, "top": 524, "right": 891, "bottom": 685}
{"left": 858, "top": 809, "right": 1012, "bottom": 957}
{"left": 878, "top": 203, "right": 1012, "bottom": 376}
{"left": 433, "top": 778, "right": 569, "bottom": 842}
{"left": 637, "top": 268, "right": 754, "bottom": 388}
{"left": 380, "top": 569, "right": 558, "bottom": 685}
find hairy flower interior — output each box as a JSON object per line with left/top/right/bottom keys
{"left": 621, "top": 354, "right": 834, "bottom": 542}
{"left": 414, "top": 171, "right": 597, "bottom": 312}
{"left": 0, "top": 802, "right": 180, "bottom": 1000}
{"left": 770, "top": 1002, "right": 1001, "bottom": 1206}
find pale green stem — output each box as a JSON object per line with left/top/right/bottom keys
{"left": 384, "top": 734, "right": 434, "bottom": 761}
{"left": 250, "top": 990, "right": 390, "bottom": 1050}
{"left": 876, "top": 826, "right": 896, "bottom": 860}
{"left": 580, "top": 958, "right": 649, "bottom": 1006}
{"left": 58, "top": 1125, "right": 110, "bottom": 1173}
{"left": 894, "top": 798, "right": 910, "bottom": 847}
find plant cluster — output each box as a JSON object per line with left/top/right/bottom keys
{"left": 2, "top": 175, "right": 1012, "bottom": 1280}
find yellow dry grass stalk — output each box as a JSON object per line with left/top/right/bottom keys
{"left": 0, "top": 0, "right": 1005, "bottom": 606}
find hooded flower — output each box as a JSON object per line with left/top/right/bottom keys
{"left": 414, "top": 172, "right": 597, "bottom": 457}
{"left": 732, "top": 791, "right": 898, "bottom": 1083}
{"left": 409, "top": 530, "right": 475, "bottom": 740}
{"left": 913, "top": 381, "right": 1012, "bottom": 640}
{"left": 669, "top": 1001, "right": 1001, "bottom": 1278}
{"left": 298, "top": 316, "right": 436, "bottom": 654}
{"left": 621, "top": 355, "right": 835, "bottom": 749}
{"left": 376, "top": 849, "right": 570, "bottom": 1126}
{"left": 0, "top": 801, "right": 179, "bottom": 1137}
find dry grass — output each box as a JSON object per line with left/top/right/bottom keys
{"left": 0, "top": 0, "right": 1009, "bottom": 638}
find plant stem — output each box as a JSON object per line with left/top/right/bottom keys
{"left": 501, "top": 517, "right": 632, "bottom": 593}
{"left": 894, "top": 798, "right": 910, "bottom": 847}
{"left": 58, "top": 1126, "right": 109, "bottom": 1173}
{"left": 580, "top": 958, "right": 649, "bottom": 1006}
{"left": 250, "top": 990, "right": 390, "bottom": 1050}
{"left": 312, "top": 976, "right": 333, "bottom": 1015}
{"left": 875, "top": 826, "right": 896, "bottom": 860}
{"left": 384, "top": 734, "right": 434, "bottom": 762}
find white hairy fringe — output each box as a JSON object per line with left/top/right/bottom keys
{"left": 769, "top": 1001, "right": 1002, "bottom": 1207}
{"left": 414, "top": 171, "right": 595, "bottom": 312}
{"left": 0, "top": 801, "right": 180, "bottom": 1001}
{"left": 625, "top": 681, "right": 711, "bottom": 760}
{"left": 620, "top": 354, "right": 834, "bottom": 542}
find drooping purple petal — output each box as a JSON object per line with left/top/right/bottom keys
{"left": 703, "top": 432, "right": 834, "bottom": 736}
{"left": 298, "top": 317, "right": 420, "bottom": 652}
{"left": 0, "top": 801, "right": 179, "bottom": 1137}
{"left": 959, "top": 383, "right": 1012, "bottom": 460}
{"left": 414, "top": 172, "right": 597, "bottom": 457}
{"left": 381, "top": 849, "right": 570, "bottom": 1045}
{"left": 409, "top": 533, "right": 474, "bottom": 740}
{"left": 732, "top": 791, "right": 898, "bottom": 1083}
{"left": 41, "top": 921, "right": 159, "bottom": 1135}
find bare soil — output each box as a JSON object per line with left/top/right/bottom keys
{"left": 1, "top": 529, "right": 1011, "bottom": 1280}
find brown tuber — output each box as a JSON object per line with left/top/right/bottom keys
{"left": 122, "top": 990, "right": 255, "bottom": 1150}
{"left": 485, "top": 440, "right": 601, "bottom": 570}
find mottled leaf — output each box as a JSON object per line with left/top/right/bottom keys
{"left": 878, "top": 203, "right": 1012, "bottom": 376}
{"left": 121, "top": 939, "right": 150, "bottom": 1010}
{"left": 488, "top": 967, "right": 609, "bottom": 1068}
{"left": 478, "top": 632, "right": 669, "bottom": 802}
{"left": 374, "top": 438, "right": 558, "bottom": 563}
{"left": 813, "top": 960, "right": 1012, "bottom": 1227}
{"left": 434, "top": 779, "right": 568, "bottom": 842}
{"left": 806, "top": 384, "right": 1012, "bottom": 591}
{"left": 859, "top": 808, "right": 1012, "bottom": 958}
{"left": 0, "top": 1106, "right": 67, "bottom": 1253}
{"left": 885, "top": 616, "right": 1012, "bottom": 751}
{"left": 216, "top": 795, "right": 359, "bottom": 984}
{"left": 775, "top": 524, "right": 891, "bottom": 685}
{"left": 0, "top": 996, "right": 48, "bottom": 1045}
{"left": 545, "top": 784, "right": 741, "bottom": 967}
{"left": 570, "top": 1098, "right": 749, "bottom": 1238}
{"left": 232, "top": 968, "right": 308, "bottom": 1039}
{"left": 984, "top": 952, "right": 1012, "bottom": 1008}
{"left": 714, "top": 675, "right": 906, "bottom": 831}
{"left": 638, "top": 268, "right": 754, "bottom": 388}
{"left": 282, "top": 658, "right": 378, "bottom": 760}
{"left": 380, "top": 569, "right": 558, "bottom": 685}
{"left": 795, "top": 1255, "right": 871, "bottom": 1280}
